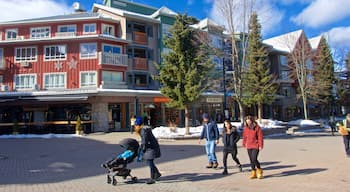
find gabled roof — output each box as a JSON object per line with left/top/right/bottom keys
{"left": 150, "top": 6, "right": 177, "bottom": 18}
{"left": 263, "top": 29, "right": 304, "bottom": 53}
{"left": 309, "top": 35, "right": 322, "bottom": 50}
{"left": 191, "top": 18, "right": 225, "bottom": 31}
{"left": 93, "top": 3, "right": 160, "bottom": 23}
{"left": 0, "top": 12, "right": 102, "bottom": 25}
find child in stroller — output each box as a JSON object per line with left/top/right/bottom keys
{"left": 101, "top": 138, "right": 139, "bottom": 185}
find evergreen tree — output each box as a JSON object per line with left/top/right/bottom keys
{"left": 154, "top": 14, "right": 212, "bottom": 134}
{"left": 243, "top": 12, "right": 277, "bottom": 121}
{"left": 310, "top": 36, "right": 334, "bottom": 112}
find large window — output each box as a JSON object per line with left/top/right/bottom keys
{"left": 44, "top": 73, "right": 66, "bottom": 89}
{"left": 58, "top": 25, "right": 76, "bottom": 33}
{"left": 15, "top": 47, "right": 37, "bottom": 62}
{"left": 280, "top": 55, "right": 288, "bottom": 66}
{"left": 14, "top": 74, "right": 36, "bottom": 89}
{"left": 101, "top": 24, "right": 114, "bottom": 36}
{"left": 162, "top": 24, "right": 172, "bottom": 38}
{"left": 209, "top": 34, "right": 223, "bottom": 49}
{"left": 80, "top": 71, "right": 97, "bottom": 87}
{"left": 103, "top": 44, "right": 121, "bottom": 54}
{"left": 102, "top": 71, "right": 123, "bottom": 84}
{"left": 281, "top": 71, "right": 290, "bottom": 80}
{"left": 5, "top": 29, "right": 17, "bottom": 40}
{"left": 31, "top": 27, "right": 50, "bottom": 39}
{"left": 80, "top": 43, "right": 97, "bottom": 59}
{"left": 83, "top": 23, "right": 96, "bottom": 34}
{"left": 44, "top": 45, "right": 66, "bottom": 60}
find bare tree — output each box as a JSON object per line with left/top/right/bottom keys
{"left": 215, "top": 0, "right": 255, "bottom": 122}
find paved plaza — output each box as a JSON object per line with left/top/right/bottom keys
{"left": 0, "top": 131, "right": 350, "bottom": 192}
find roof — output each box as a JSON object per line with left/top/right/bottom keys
{"left": 191, "top": 18, "right": 225, "bottom": 31}
{"left": 150, "top": 6, "right": 177, "bottom": 18}
{"left": 0, "top": 12, "right": 102, "bottom": 25}
{"left": 309, "top": 35, "right": 322, "bottom": 50}
{"left": 263, "top": 29, "right": 304, "bottom": 53}
{"left": 93, "top": 3, "right": 160, "bottom": 23}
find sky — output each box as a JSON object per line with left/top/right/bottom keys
{"left": 0, "top": 0, "right": 349, "bottom": 52}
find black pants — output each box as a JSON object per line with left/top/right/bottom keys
{"left": 343, "top": 135, "right": 350, "bottom": 156}
{"left": 223, "top": 150, "right": 241, "bottom": 169}
{"left": 247, "top": 149, "right": 261, "bottom": 170}
{"left": 146, "top": 159, "right": 160, "bottom": 179}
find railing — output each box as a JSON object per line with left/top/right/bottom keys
{"left": 133, "top": 57, "right": 148, "bottom": 70}
{"left": 133, "top": 31, "right": 147, "bottom": 45}
{"left": 99, "top": 52, "right": 128, "bottom": 66}
{"left": 55, "top": 32, "right": 76, "bottom": 37}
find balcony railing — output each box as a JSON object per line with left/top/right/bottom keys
{"left": 133, "top": 31, "right": 147, "bottom": 45}
{"left": 99, "top": 52, "right": 128, "bottom": 66}
{"left": 133, "top": 57, "right": 148, "bottom": 70}
{"left": 55, "top": 32, "right": 76, "bottom": 37}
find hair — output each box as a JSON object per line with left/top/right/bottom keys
{"left": 222, "top": 120, "right": 237, "bottom": 135}
{"left": 134, "top": 124, "right": 142, "bottom": 135}
{"left": 244, "top": 115, "right": 256, "bottom": 128}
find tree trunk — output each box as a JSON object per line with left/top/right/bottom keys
{"left": 185, "top": 106, "right": 190, "bottom": 135}
{"left": 258, "top": 102, "right": 262, "bottom": 123}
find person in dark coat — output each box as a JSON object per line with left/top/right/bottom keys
{"left": 134, "top": 116, "right": 161, "bottom": 184}
{"left": 221, "top": 120, "right": 242, "bottom": 175}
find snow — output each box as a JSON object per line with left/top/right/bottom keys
{"left": 0, "top": 118, "right": 324, "bottom": 139}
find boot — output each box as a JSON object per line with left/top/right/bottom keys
{"left": 238, "top": 164, "right": 243, "bottom": 172}
{"left": 222, "top": 168, "right": 228, "bottom": 175}
{"left": 153, "top": 171, "right": 162, "bottom": 181}
{"left": 146, "top": 179, "right": 155, "bottom": 184}
{"left": 213, "top": 161, "right": 219, "bottom": 168}
{"left": 249, "top": 170, "right": 257, "bottom": 179}
{"left": 206, "top": 162, "right": 213, "bottom": 168}
{"left": 256, "top": 168, "right": 264, "bottom": 179}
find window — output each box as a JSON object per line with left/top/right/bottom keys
{"left": 83, "top": 23, "right": 96, "bottom": 34}
{"left": 44, "top": 45, "right": 66, "bottom": 60}
{"left": 44, "top": 73, "right": 66, "bottom": 89}
{"left": 209, "top": 34, "right": 223, "bottom": 49}
{"left": 0, "top": 48, "right": 3, "bottom": 69}
{"left": 0, "top": 75, "right": 3, "bottom": 84}
{"left": 5, "top": 29, "right": 17, "bottom": 40}
{"left": 103, "top": 44, "right": 121, "bottom": 54}
{"left": 135, "top": 74, "right": 147, "bottom": 86}
{"left": 282, "top": 87, "right": 291, "bottom": 97}
{"left": 31, "top": 27, "right": 50, "bottom": 39}
{"left": 102, "top": 71, "right": 123, "bottom": 84}
{"left": 15, "top": 47, "right": 37, "bottom": 62}
{"left": 102, "top": 24, "right": 114, "bottom": 36}
{"left": 58, "top": 25, "right": 76, "bottom": 33}
{"left": 281, "top": 71, "right": 289, "bottom": 80}
{"left": 80, "top": 43, "right": 97, "bottom": 59}
{"left": 280, "top": 55, "right": 288, "bottom": 66}
{"left": 14, "top": 74, "right": 36, "bottom": 89}
{"left": 162, "top": 24, "right": 172, "bottom": 38}
{"left": 80, "top": 71, "right": 97, "bottom": 87}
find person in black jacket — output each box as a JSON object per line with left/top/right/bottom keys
{"left": 221, "top": 120, "right": 242, "bottom": 175}
{"left": 134, "top": 116, "right": 161, "bottom": 184}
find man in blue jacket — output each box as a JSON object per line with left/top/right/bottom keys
{"left": 199, "top": 113, "right": 220, "bottom": 168}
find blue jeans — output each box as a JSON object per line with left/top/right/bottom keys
{"left": 205, "top": 140, "right": 217, "bottom": 163}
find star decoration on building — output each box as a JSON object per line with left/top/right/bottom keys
{"left": 68, "top": 58, "right": 78, "bottom": 69}
{"left": 54, "top": 61, "right": 63, "bottom": 71}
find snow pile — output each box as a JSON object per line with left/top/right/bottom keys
{"left": 287, "top": 119, "right": 320, "bottom": 126}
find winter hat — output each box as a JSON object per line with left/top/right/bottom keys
{"left": 202, "top": 113, "right": 209, "bottom": 119}
{"left": 134, "top": 116, "right": 143, "bottom": 125}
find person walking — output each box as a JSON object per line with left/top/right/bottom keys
{"left": 242, "top": 115, "right": 264, "bottom": 179}
{"left": 337, "top": 113, "right": 350, "bottom": 157}
{"left": 134, "top": 116, "right": 161, "bottom": 184}
{"left": 199, "top": 113, "right": 220, "bottom": 169}
{"left": 221, "top": 120, "right": 242, "bottom": 175}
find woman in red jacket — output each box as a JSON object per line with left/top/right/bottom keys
{"left": 242, "top": 115, "right": 264, "bottom": 179}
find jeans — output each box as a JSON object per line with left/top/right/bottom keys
{"left": 205, "top": 140, "right": 217, "bottom": 163}
{"left": 146, "top": 159, "right": 159, "bottom": 179}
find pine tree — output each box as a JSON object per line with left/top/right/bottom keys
{"left": 311, "top": 36, "right": 334, "bottom": 110}
{"left": 243, "top": 12, "right": 277, "bottom": 121}
{"left": 154, "top": 14, "right": 212, "bottom": 134}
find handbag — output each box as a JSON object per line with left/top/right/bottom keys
{"left": 338, "top": 126, "right": 349, "bottom": 136}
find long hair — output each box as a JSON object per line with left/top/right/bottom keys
{"left": 244, "top": 115, "right": 257, "bottom": 129}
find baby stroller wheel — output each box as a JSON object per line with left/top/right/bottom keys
{"left": 107, "top": 175, "right": 112, "bottom": 184}
{"left": 112, "top": 178, "right": 117, "bottom": 186}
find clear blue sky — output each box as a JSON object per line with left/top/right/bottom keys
{"left": 0, "top": 0, "right": 349, "bottom": 51}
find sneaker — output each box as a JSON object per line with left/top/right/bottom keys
{"left": 153, "top": 172, "right": 162, "bottom": 180}
{"left": 222, "top": 169, "right": 228, "bottom": 175}
{"left": 213, "top": 162, "right": 219, "bottom": 169}
{"left": 146, "top": 179, "right": 155, "bottom": 184}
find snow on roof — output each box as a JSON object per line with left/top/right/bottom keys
{"left": 151, "top": 6, "right": 177, "bottom": 18}
{"left": 263, "top": 29, "right": 303, "bottom": 53}
{"left": 309, "top": 35, "right": 322, "bottom": 50}
{"left": 191, "top": 18, "right": 225, "bottom": 31}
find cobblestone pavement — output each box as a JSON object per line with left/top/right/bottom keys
{"left": 0, "top": 131, "right": 350, "bottom": 192}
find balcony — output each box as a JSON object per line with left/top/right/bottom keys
{"left": 132, "top": 57, "right": 148, "bottom": 71}
{"left": 133, "top": 31, "right": 147, "bottom": 45}
{"left": 55, "top": 32, "right": 76, "bottom": 37}
{"left": 99, "top": 81, "right": 127, "bottom": 89}
{"left": 99, "top": 52, "right": 128, "bottom": 66}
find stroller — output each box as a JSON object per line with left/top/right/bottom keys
{"left": 101, "top": 138, "right": 139, "bottom": 185}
